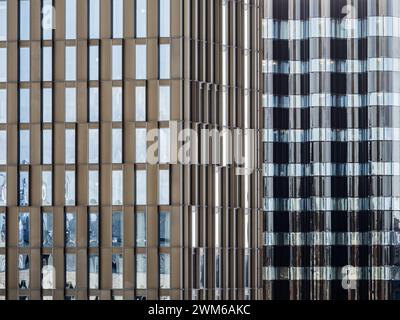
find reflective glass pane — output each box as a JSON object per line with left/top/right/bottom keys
{"left": 42, "top": 254, "right": 55, "bottom": 289}
{"left": 65, "top": 254, "right": 76, "bottom": 289}
{"left": 136, "top": 45, "right": 147, "bottom": 79}
{"left": 0, "top": 89, "right": 6, "bottom": 123}
{"left": 19, "top": 129, "right": 30, "bottom": 164}
{"left": 112, "top": 0, "right": 123, "bottom": 38}
{"left": 20, "top": 0, "right": 30, "bottom": 40}
{"left": 0, "top": 0, "right": 6, "bottom": 40}
{"left": 0, "top": 254, "right": 5, "bottom": 289}
{"left": 112, "top": 170, "right": 123, "bottom": 205}
{"left": 0, "top": 213, "right": 5, "bottom": 247}
{"left": 0, "top": 172, "right": 6, "bottom": 206}
{"left": 112, "top": 87, "right": 122, "bottom": 121}
{"left": 160, "top": 253, "right": 170, "bottom": 288}
{"left": 112, "top": 254, "right": 123, "bottom": 289}
{"left": 19, "top": 47, "right": 30, "bottom": 82}
{"left": 42, "top": 129, "right": 52, "bottom": 165}
{"left": 136, "top": 212, "right": 146, "bottom": 247}
{"left": 88, "top": 128, "right": 99, "bottom": 163}
{"left": 19, "top": 172, "right": 29, "bottom": 206}
{"left": 89, "top": 213, "right": 99, "bottom": 247}
{"left": 42, "top": 47, "right": 52, "bottom": 81}
{"left": 65, "top": 212, "right": 76, "bottom": 247}
{"left": 159, "top": 0, "right": 170, "bottom": 37}
{"left": 18, "top": 254, "right": 30, "bottom": 289}
{"left": 89, "top": 87, "right": 99, "bottom": 122}
{"left": 136, "top": 0, "right": 147, "bottom": 38}
{"left": 65, "top": 46, "right": 76, "bottom": 81}
{"left": 136, "top": 128, "right": 147, "bottom": 163}
{"left": 159, "top": 44, "right": 170, "bottom": 79}
{"left": 159, "top": 86, "right": 170, "bottom": 121}
{"left": 42, "top": 88, "right": 52, "bottom": 123}
{"left": 65, "top": 171, "right": 75, "bottom": 205}
{"left": 65, "top": 129, "right": 75, "bottom": 164}
{"left": 112, "top": 211, "right": 123, "bottom": 247}
{"left": 112, "top": 45, "right": 122, "bottom": 80}
{"left": 159, "top": 211, "right": 170, "bottom": 247}
{"left": 89, "top": 254, "right": 99, "bottom": 289}
{"left": 18, "top": 212, "right": 30, "bottom": 247}
{"left": 89, "top": 0, "right": 100, "bottom": 39}
{"left": 136, "top": 253, "right": 146, "bottom": 289}
{"left": 65, "top": 0, "right": 76, "bottom": 39}
{"left": 136, "top": 170, "right": 146, "bottom": 205}
{"left": 0, "top": 48, "right": 6, "bottom": 82}
{"left": 0, "top": 130, "right": 6, "bottom": 165}
{"left": 19, "top": 88, "right": 30, "bottom": 123}
{"left": 65, "top": 88, "right": 76, "bottom": 122}
{"left": 89, "top": 45, "right": 99, "bottom": 80}
{"left": 159, "top": 170, "right": 169, "bottom": 205}
{"left": 88, "top": 170, "right": 99, "bottom": 205}
{"left": 112, "top": 128, "right": 122, "bottom": 163}
{"left": 135, "top": 86, "right": 146, "bottom": 121}
{"left": 42, "top": 213, "right": 53, "bottom": 247}
{"left": 42, "top": 171, "right": 52, "bottom": 206}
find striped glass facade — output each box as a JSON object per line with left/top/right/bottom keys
{"left": 262, "top": 0, "right": 400, "bottom": 299}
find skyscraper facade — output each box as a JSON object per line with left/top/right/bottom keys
{"left": 0, "top": 0, "right": 263, "bottom": 300}
{"left": 262, "top": 0, "right": 400, "bottom": 300}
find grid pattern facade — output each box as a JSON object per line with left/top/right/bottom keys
{"left": 262, "top": 0, "right": 400, "bottom": 299}
{"left": 0, "top": 0, "right": 263, "bottom": 300}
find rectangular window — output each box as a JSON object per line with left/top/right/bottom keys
{"left": 42, "top": 47, "right": 52, "bottom": 81}
{"left": 89, "top": 88, "right": 99, "bottom": 122}
{"left": 159, "top": 170, "right": 169, "bottom": 205}
{"left": 136, "top": 253, "right": 146, "bottom": 289}
{"left": 18, "top": 212, "right": 30, "bottom": 247}
{"left": 89, "top": 45, "right": 99, "bottom": 81}
{"left": 41, "top": 254, "right": 54, "bottom": 289}
{"left": 42, "top": 0, "right": 53, "bottom": 40}
{"left": 42, "top": 213, "right": 53, "bottom": 248}
{"left": 65, "top": 87, "right": 76, "bottom": 122}
{"left": 135, "top": 128, "right": 146, "bottom": 163}
{"left": 135, "top": 86, "right": 146, "bottom": 121}
{"left": 112, "top": 128, "right": 122, "bottom": 164}
{"left": 0, "top": 130, "right": 6, "bottom": 164}
{"left": 112, "top": 87, "right": 122, "bottom": 121}
{"left": 65, "top": 0, "right": 77, "bottom": 39}
{"left": 0, "top": 48, "right": 6, "bottom": 82}
{"left": 0, "top": 172, "right": 6, "bottom": 206}
{"left": 89, "top": 213, "right": 99, "bottom": 247}
{"left": 159, "top": 0, "right": 170, "bottom": 37}
{"left": 65, "top": 212, "right": 76, "bottom": 247}
{"left": 0, "top": 0, "right": 6, "bottom": 40}
{"left": 89, "top": 0, "right": 100, "bottom": 39}
{"left": 41, "top": 171, "right": 52, "bottom": 206}
{"left": 88, "top": 128, "right": 99, "bottom": 163}
{"left": 89, "top": 254, "right": 99, "bottom": 289}
{"left": 65, "top": 129, "right": 76, "bottom": 164}
{"left": 159, "top": 211, "right": 170, "bottom": 247}
{"left": 19, "top": 47, "right": 30, "bottom": 82}
{"left": 136, "top": 212, "right": 146, "bottom": 247}
{"left": 112, "top": 45, "right": 122, "bottom": 80}
{"left": 18, "top": 254, "right": 30, "bottom": 289}
{"left": 112, "top": 211, "right": 123, "bottom": 247}
{"left": 0, "top": 89, "right": 6, "bottom": 123}
{"left": 42, "top": 129, "right": 52, "bottom": 164}
{"left": 19, "top": 172, "right": 29, "bottom": 207}
{"left": 136, "top": 45, "right": 147, "bottom": 79}
{"left": 112, "top": 0, "right": 123, "bottom": 38}
{"left": 160, "top": 253, "right": 170, "bottom": 289}
{"left": 42, "top": 88, "right": 52, "bottom": 123}
{"left": 159, "top": 44, "right": 170, "bottom": 79}
{"left": 0, "top": 213, "right": 5, "bottom": 247}
{"left": 136, "top": 170, "right": 146, "bottom": 205}
{"left": 159, "top": 128, "right": 170, "bottom": 163}
{"left": 0, "top": 254, "right": 5, "bottom": 289}
{"left": 19, "top": 129, "right": 30, "bottom": 164}
{"left": 65, "top": 170, "right": 75, "bottom": 205}
{"left": 112, "top": 254, "right": 123, "bottom": 289}
{"left": 159, "top": 86, "right": 170, "bottom": 121}
{"left": 65, "top": 46, "right": 76, "bottom": 81}
{"left": 112, "top": 170, "right": 123, "bottom": 205}
{"left": 19, "top": 88, "right": 30, "bottom": 123}
{"left": 65, "top": 254, "right": 76, "bottom": 289}
{"left": 19, "top": 0, "right": 30, "bottom": 40}
{"left": 136, "top": 0, "right": 147, "bottom": 38}
{"left": 88, "top": 170, "right": 99, "bottom": 205}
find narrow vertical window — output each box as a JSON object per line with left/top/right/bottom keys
{"left": 112, "top": 254, "right": 123, "bottom": 289}
{"left": 42, "top": 47, "right": 52, "bottom": 81}
{"left": 89, "top": 45, "right": 99, "bottom": 81}
{"left": 136, "top": 254, "right": 146, "bottom": 289}
{"left": 135, "top": 128, "right": 147, "bottom": 163}
{"left": 136, "top": 170, "right": 147, "bottom": 205}
{"left": 0, "top": 89, "right": 6, "bottom": 123}
{"left": 136, "top": 0, "right": 147, "bottom": 38}
{"left": 18, "top": 254, "right": 30, "bottom": 289}
{"left": 159, "top": 128, "right": 170, "bottom": 163}
{"left": 159, "top": 253, "right": 170, "bottom": 289}
{"left": 65, "top": 212, "right": 76, "bottom": 247}
{"left": 112, "top": 0, "right": 123, "bottom": 38}
{"left": 41, "top": 0, "right": 53, "bottom": 40}
{"left": 19, "top": 88, "right": 30, "bottom": 123}
{"left": 89, "top": 87, "right": 99, "bottom": 122}
{"left": 0, "top": 130, "right": 6, "bottom": 165}
{"left": 19, "top": 129, "right": 30, "bottom": 164}
{"left": 88, "top": 170, "right": 99, "bottom": 205}
{"left": 42, "top": 129, "right": 52, "bottom": 165}
{"left": 159, "top": 86, "right": 170, "bottom": 121}
{"left": 135, "top": 86, "right": 146, "bottom": 121}
{"left": 0, "top": 254, "right": 5, "bottom": 289}
{"left": 42, "top": 213, "right": 53, "bottom": 247}
{"left": 159, "top": 211, "right": 170, "bottom": 247}
{"left": 89, "top": 254, "right": 99, "bottom": 289}
{"left": 159, "top": 0, "right": 170, "bottom": 37}
{"left": 19, "top": 0, "right": 30, "bottom": 40}
{"left": 136, "top": 212, "right": 146, "bottom": 247}
{"left": 136, "top": 45, "right": 147, "bottom": 79}
{"left": 65, "top": 129, "right": 76, "bottom": 164}
{"left": 42, "top": 88, "right": 52, "bottom": 123}
{"left": 112, "top": 45, "right": 122, "bottom": 80}
{"left": 65, "top": 46, "right": 76, "bottom": 81}
{"left": 89, "top": 0, "right": 100, "bottom": 39}
{"left": 0, "top": 213, "right": 5, "bottom": 248}
{"left": 41, "top": 171, "right": 52, "bottom": 206}
{"left": 89, "top": 213, "right": 99, "bottom": 247}
{"left": 112, "top": 87, "right": 122, "bottom": 121}
{"left": 0, "top": 0, "right": 6, "bottom": 41}
{"left": 19, "top": 172, "right": 29, "bottom": 206}
{"left": 88, "top": 128, "right": 99, "bottom": 163}
{"left": 65, "top": 170, "right": 76, "bottom": 205}
{"left": 0, "top": 48, "right": 6, "bottom": 82}
{"left": 112, "top": 170, "right": 123, "bottom": 205}
{"left": 112, "top": 128, "right": 122, "bottom": 164}
{"left": 159, "top": 44, "right": 170, "bottom": 79}
{"left": 65, "top": 88, "right": 76, "bottom": 122}
{"left": 18, "top": 212, "right": 30, "bottom": 247}
{"left": 159, "top": 170, "right": 169, "bottom": 205}
{"left": 65, "top": 254, "right": 76, "bottom": 289}
{"left": 0, "top": 172, "right": 6, "bottom": 206}
{"left": 19, "top": 47, "right": 30, "bottom": 82}
{"left": 41, "top": 254, "right": 55, "bottom": 289}
{"left": 65, "top": 0, "right": 77, "bottom": 39}
{"left": 112, "top": 211, "right": 123, "bottom": 247}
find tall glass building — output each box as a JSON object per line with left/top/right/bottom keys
{"left": 0, "top": 0, "right": 262, "bottom": 300}
{"left": 262, "top": 0, "right": 400, "bottom": 299}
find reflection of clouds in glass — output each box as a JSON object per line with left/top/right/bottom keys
{"left": 0, "top": 172, "right": 6, "bottom": 205}
{"left": 65, "top": 213, "right": 76, "bottom": 247}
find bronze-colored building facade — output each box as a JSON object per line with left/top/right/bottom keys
{"left": 0, "top": 0, "right": 263, "bottom": 300}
